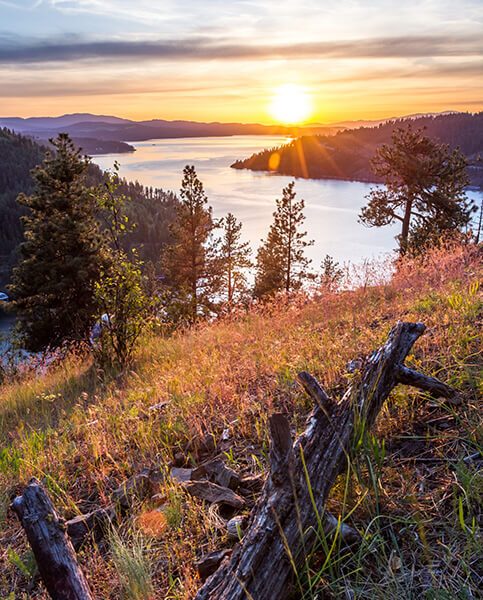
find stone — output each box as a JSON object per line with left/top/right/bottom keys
{"left": 195, "top": 549, "right": 232, "bottom": 581}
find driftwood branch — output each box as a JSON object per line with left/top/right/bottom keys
{"left": 11, "top": 478, "right": 94, "bottom": 600}
{"left": 195, "top": 322, "right": 457, "bottom": 600}
{"left": 296, "top": 371, "right": 333, "bottom": 413}
{"left": 396, "top": 365, "right": 457, "bottom": 399}
{"left": 269, "top": 414, "right": 294, "bottom": 485}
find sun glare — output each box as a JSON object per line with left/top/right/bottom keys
{"left": 269, "top": 84, "right": 313, "bottom": 125}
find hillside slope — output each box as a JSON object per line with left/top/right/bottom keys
{"left": 232, "top": 112, "right": 483, "bottom": 187}
{"left": 0, "top": 243, "right": 481, "bottom": 599}
{"left": 0, "top": 128, "right": 46, "bottom": 285}
{"left": 0, "top": 128, "right": 178, "bottom": 286}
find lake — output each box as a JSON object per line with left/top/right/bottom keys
{"left": 93, "top": 135, "right": 400, "bottom": 266}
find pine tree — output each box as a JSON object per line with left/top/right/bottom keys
{"left": 360, "top": 126, "right": 475, "bottom": 254}
{"left": 254, "top": 182, "right": 313, "bottom": 298}
{"left": 162, "top": 165, "right": 220, "bottom": 323}
{"left": 219, "top": 213, "right": 252, "bottom": 311}
{"left": 9, "top": 134, "right": 105, "bottom": 352}
{"left": 320, "top": 255, "right": 343, "bottom": 292}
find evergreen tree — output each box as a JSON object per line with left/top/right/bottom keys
{"left": 320, "top": 255, "right": 343, "bottom": 292}
{"left": 254, "top": 182, "right": 313, "bottom": 298}
{"left": 162, "top": 165, "right": 220, "bottom": 323}
{"left": 9, "top": 134, "right": 105, "bottom": 352}
{"left": 360, "top": 126, "right": 475, "bottom": 254}
{"left": 219, "top": 213, "right": 252, "bottom": 310}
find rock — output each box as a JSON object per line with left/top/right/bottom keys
{"left": 239, "top": 473, "right": 264, "bottom": 494}
{"left": 226, "top": 515, "right": 247, "bottom": 540}
{"left": 170, "top": 467, "right": 193, "bottom": 483}
{"left": 111, "top": 469, "right": 152, "bottom": 510}
{"left": 192, "top": 458, "right": 240, "bottom": 490}
{"left": 184, "top": 481, "right": 246, "bottom": 510}
{"left": 66, "top": 506, "right": 115, "bottom": 550}
{"left": 195, "top": 549, "right": 232, "bottom": 581}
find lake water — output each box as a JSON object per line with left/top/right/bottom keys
{"left": 93, "top": 135, "right": 400, "bottom": 266}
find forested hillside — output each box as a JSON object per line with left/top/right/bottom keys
{"left": 0, "top": 129, "right": 46, "bottom": 284}
{"left": 232, "top": 112, "right": 483, "bottom": 186}
{"left": 0, "top": 128, "right": 178, "bottom": 286}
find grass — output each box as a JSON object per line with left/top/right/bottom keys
{"left": 0, "top": 242, "right": 481, "bottom": 599}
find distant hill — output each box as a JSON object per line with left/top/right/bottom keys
{"left": 231, "top": 112, "right": 483, "bottom": 187}
{"left": 0, "top": 113, "right": 342, "bottom": 154}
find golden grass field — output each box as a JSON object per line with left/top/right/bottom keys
{"left": 0, "top": 243, "right": 481, "bottom": 599}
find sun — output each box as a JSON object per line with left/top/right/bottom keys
{"left": 269, "top": 84, "right": 313, "bottom": 125}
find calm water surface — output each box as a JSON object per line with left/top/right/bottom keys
{"left": 93, "top": 135, "right": 400, "bottom": 266}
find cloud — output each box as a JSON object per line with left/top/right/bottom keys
{"left": 0, "top": 33, "right": 481, "bottom": 64}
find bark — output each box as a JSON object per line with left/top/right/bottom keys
{"left": 11, "top": 478, "right": 94, "bottom": 600}
{"left": 400, "top": 196, "right": 413, "bottom": 254}
{"left": 195, "top": 322, "right": 456, "bottom": 600}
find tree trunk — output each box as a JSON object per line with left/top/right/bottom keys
{"left": 11, "top": 478, "right": 94, "bottom": 600}
{"left": 400, "top": 196, "right": 414, "bottom": 253}
{"left": 195, "top": 322, "right": 456, "bottom": 600}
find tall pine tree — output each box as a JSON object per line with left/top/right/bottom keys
{"left": 9, "top": 134, "right": 105, "bottom": 351}
{"left": 162, "top": 165, "right": 220, "bottom": 323}
{"left": 219, "top": 213, "right": 252, "bottom": 311}
{"left": 254, "top": 181, "right": 313, "bottom": 298}
{"left": 360, "top": 126, "right": 474, "bottom": 254}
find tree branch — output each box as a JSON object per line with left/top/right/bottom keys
{"left": 396, "top": 364, "right": 457, "bottom": 400}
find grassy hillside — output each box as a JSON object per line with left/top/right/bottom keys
{"left": 0, "top": 243, "right": 481, "bottom": 599}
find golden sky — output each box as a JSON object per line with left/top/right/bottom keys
{"left": 1, "top": 0, "right": 482, "bottom": 123}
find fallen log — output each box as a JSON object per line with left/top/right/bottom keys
{"left": 11, "top": 478, "right": 94, "bottom": 600}
{"left": 195, "top": 322, "right": 457, "bottom": 600}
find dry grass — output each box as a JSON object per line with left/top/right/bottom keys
{"left": 0, "top": 242, "right": 481, "bottom": 599}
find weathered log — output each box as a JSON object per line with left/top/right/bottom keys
{"left": 395, "top": 365, "right": 457, "bottom": 400}
{"left": 11, "top": 478, "right": 94, "bottom": 600}
{"left": 195, "top": 322, "right": 457, "bottom": 600}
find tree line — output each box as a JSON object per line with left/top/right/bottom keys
{"left": 5, "top": 127, "right": 479, "bottom": 369}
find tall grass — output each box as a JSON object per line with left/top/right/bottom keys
{"left": 0, "top": 243, "right": 481, "bottom": 598}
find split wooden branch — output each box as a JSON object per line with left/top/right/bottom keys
{"left": 11, "top": 478, "right": 94, "bottom": 600}
{"left": 195, "top": 322, "right": 457, "bottom": 600}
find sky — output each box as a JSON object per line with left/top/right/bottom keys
{"left": 0, "top": 0, "right": 482, "bottom": 122}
